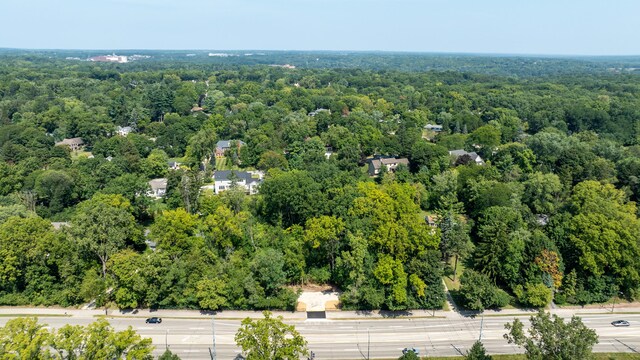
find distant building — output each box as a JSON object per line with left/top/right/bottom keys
{"left": 55, "top": 137, "right": 84, "bottom": 151}
{"left": 89, "top": 54, "right": 128, "bottom": 63}
{"left": 367, "top": 156, "right": 410, "bottom": 176}
{"left": 309, "top": 108, "right": 331, "bottom": 117}
{"left": 324, "top": 146, "right": 334, "bottom": 159}
{"left": 215, "top": 140, "right": 246, "bottom": 158}
{"left": 449, "top": 149, "right": 485, "bottom": 166}
{"left": 269, "top": 64, "right": 296, "bottom": 69}
{"left": 425, "top": 124, "right": 443, "bottom": 132}
{"left": 214, "top": 170, "right": 263, "bottom": 195}
{"left": 148, "top": 178, "right": 168, "bottom": 198}
{"left": 116, "top": 126, "right": 133, "bottom": 136}
{"left": 51, "top": 222, "right": 70, "bottom": 231}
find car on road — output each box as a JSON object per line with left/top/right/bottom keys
{"left": 402, "top": 347, "right": 420, "bottom": 355}
{"left": 145, "top": 317, "right": 162, "bottom": 324}
{"left": 611, "top": 320, "right": 630, "bottom": 327}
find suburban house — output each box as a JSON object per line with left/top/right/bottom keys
{"left": 168, "top": 161, "right": 181, "bottom": 170}
{"left": 148, "top": 178, "right": 168, "bottom": 198}
{"left": 309, "top": 108, "right": 331, "bottom": 117}
{"left": 367, "top": 156, "right": 410, "bottom": 176}
{"left": 213, "top": 170, "right": 264, "bottom": 195}
{"left": 449, "top": 149, "right": 485, "bottom": 166}
{"left": 55, "top": 137, "right": 85, "bottom": 151}
{"left": 324, "top": 146, "right": 334, "bottom": 159}
{"left": 215, "top": 140, "right": 246, "bottom": 158}
{"left": 116, "top": 126, "right": 133, "bottom": 136}
{"left": 425, "top": 124, "right": 443, "bottom": 132}
{"left": 425, "top": 215, "right": 439, "bottom": 228}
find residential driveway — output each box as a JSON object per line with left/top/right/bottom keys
{"left": 297, "top": 291, "right": 340, "bottom": 311}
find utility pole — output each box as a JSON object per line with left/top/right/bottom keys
{"left": 209, "top": 314, "right": 217, "bottom": 360}
{"left": 479, "top": 312, "right": 484, "bottom": 341}
{"left": 367, "top": 329, "right": 370, "bottom": 360}
{"left": 165, "top": 330, "right": 168, "bottom": 351}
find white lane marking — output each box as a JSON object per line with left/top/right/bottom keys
{"left": 189, "top": 327, "right": 206, "bottom": 330}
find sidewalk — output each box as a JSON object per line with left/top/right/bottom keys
{"left": 1, "top": 303, "right": 638, "bottom": 321}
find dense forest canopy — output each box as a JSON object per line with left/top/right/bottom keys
{"left": 0, "top": 52, "right": 639, "bottom": 311}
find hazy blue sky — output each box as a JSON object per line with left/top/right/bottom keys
{"left": 1, "top": 0, "right": 638, "bottom": 55}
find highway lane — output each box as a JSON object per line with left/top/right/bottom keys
{"left": 1, "top": 314, "right": 639, "bottom": 359}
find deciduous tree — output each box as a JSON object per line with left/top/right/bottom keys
{"left": 235, "top": 311, "right": 308, "bottom": 360}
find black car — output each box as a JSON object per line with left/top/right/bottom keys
{"left": 611, "top": 320, "right": 630, "bottom": 327}
{"left": 145, "top": 317, "right": 162, "bottom": 324}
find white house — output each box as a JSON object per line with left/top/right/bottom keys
{"left": 425, "top": 124, "right": 443, "bottom": 132}
{"left": 116, "top": 126, "right": 133, "bottom": 136}
{"left": 367, "top": 156, "right": 410, "bottom": 176}
{"left": 214, "top": 170, "right": 264, "bottom": 195}
{"left": 148, "top": 178, "right": 168, "bottom": 198}
{"left": 55, "top": 137, "right": 84, "bottom": 151}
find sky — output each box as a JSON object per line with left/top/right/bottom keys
{"left": 0, "top": 0, "right": 639, "bottom": 55}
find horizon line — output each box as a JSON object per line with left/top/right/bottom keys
{"left": 1, "top": 47, "right": 640, "bottom": 58}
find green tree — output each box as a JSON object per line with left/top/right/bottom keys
{"left": 438, "top": 211, "right": 473, "bottom": 280}
{"left": 304, "top": 215, "right": 346, "bottom": 272}
{"left": 514, "top": 283, "right": 553, "bottom": 308}
{"left": 142, "top": 149, "right": 169, "bottom": 178}
{"left": 504, "top": 310, "right": 598, "bottom": 360}
{"left": 235, "top": 311, "right": 308, "bottom": 360}
{"left": 522, "top": 172, "right": 562, "bottom": 215}
{"left": 398, "top": 350, "right": 420, "bottom": 360}
{"left": 34, "top": 169, "right": 76, "bottom": 214}
{"left": 474, "top": 206, "right": 526, "bottom": 286}
{"left": 567, "top": 181, "right": 640, "bottom": 295}
{"left": 260, "top": 170, "right": 326, "bottom": 227}
{"left": 459, "top": 270, "right": 510, "bottom": 311}
{"left": 149, "top": 208, "right": 201, "bottom": 257}
{"left": 158, "top": 349, "right": 181, "bottom": 360}
{"left": 466, "top": 124, "right": 501, "bottom": 158}
{"left": 195, "top": 278, "right": 228, "bottom": 310}
{"left": 71, "top": 194, "right": 141, "bottom": 278}
{"left": 108, "top": 249, "right": 147, "bottom": 309}
{"left": 466, "top": 341, "right": 492, "bottom": 360}
{"left": 0, "top": 317, "right": 50, "bottom": 359}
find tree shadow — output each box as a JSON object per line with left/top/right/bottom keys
{"left": 199, "top": 310, "right": 220, "bottom": 316}
{"left": 378, "top": 310, "right": 413, "bottom": 318}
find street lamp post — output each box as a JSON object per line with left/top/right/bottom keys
{"left": 209, "top": 314, "right": 217, "bottom": 360}
{"left": 479, "top": 312, "right": 484, "bottom": 341}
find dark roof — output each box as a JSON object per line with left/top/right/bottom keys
{"left": 214, "top": 170, "right": 261, "bottom": 184}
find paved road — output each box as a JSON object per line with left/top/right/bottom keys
{"left": 1, "top": 313, "right": 639, "bottom": 359}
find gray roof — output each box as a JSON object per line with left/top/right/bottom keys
{"left": 216, "top": 140, "right": 246, "bottom": 149}
{"left": 449, "top": 149, "right": 468, "bottom": 157}
{"left": 148, "top": 178, "right": 168, "bottom": 191}
{"left": 214, "top": 170, "right": 261, "bottom": 184}
{"left": 449, "top": 149, "right": 484, "bottom": 164}
{"left": 370, "top": 157, "right": 409, "bottom": 170}
{"left": 55, "top": 137, "right": 84, "bottom": 146}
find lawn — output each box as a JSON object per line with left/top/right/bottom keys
{"left": 380, "top": 354, "right": 640, "bottom": 360}
{"left": 443, "top": 256, "right": 465, "bottom": 291}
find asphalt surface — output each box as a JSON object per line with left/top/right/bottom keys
{"left": 1, "top": 312, "right": 639, "bottom": 359}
